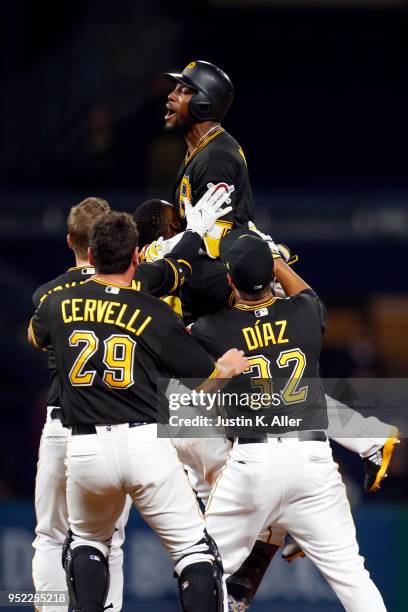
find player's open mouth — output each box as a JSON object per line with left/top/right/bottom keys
{"left": 165, "top": 107, "right": 176, "bottom": 120}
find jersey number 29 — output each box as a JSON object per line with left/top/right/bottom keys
{"left": 68, "top": 331, "right": 136, "bottom": 389}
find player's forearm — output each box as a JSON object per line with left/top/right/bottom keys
{"left": 273, "top": 258, "right": 310, "bottom": 297}
{"left": 197, "top": 349, "right": 248, "bottom": 395}
{"left": 165, "top": 230, "right": 202, "bottom": 264}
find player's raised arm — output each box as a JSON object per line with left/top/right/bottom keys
{"left": 273, "top": 257, "right": 311, "bottom": 297}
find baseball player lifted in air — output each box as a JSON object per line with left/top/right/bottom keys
{"left": 164, "top": 60, "right": 253, "bottom": 247}
{"left": 190, "top": 230, "right": 386, "bottom": 611}
{"left": 30, "top": 185, "right": 234, "bottom": 612}
{"left": 133, "top": 196, "right": 399, "bottom": 610}
{"left": 164, "top": 59, "right": 258, "bottom": 324}
{"left": 29, "top": 212, "right": 248, "bottom": 612}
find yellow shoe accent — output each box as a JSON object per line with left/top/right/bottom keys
{"left": 369, "top": 426, "right": 400, "bottom": 493}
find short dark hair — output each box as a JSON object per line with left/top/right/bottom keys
{"left": 235, "top": 285, "right": 271, "bottom": 302}
{"left": 67, "top": 197, "right": 110, "bottom": 259}
{"left": 90, "top": 212, "right": 138, "bottom": 274}
{"left": 133, "top": 199, "right": 171, "bottom": 247}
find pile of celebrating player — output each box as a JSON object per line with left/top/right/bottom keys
{"left": 28, "top": 61, "right": 399, "bottom": 612}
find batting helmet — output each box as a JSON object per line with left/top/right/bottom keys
{"left": 164, "top": 60, "right": 234, "bottom": 122}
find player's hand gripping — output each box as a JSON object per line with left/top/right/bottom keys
{"left": 248, "top": 221, "right": 297, "bottom": 264}
{"left": 216, "top": 348, "right": 249, "bottom": 378}
{"left": 248, "top": 221, "right": 281, "bottom": 259}
{"left": 185, "top": 182, "right": 234, "bottom": 238}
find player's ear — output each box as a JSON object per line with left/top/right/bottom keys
{"left": 67, "top": 234, "right": 73, "bottom": 250}
{"left": 132, "top": 247, "right": 139, "bottom": 266}
{"left": 88, "top": 246, "right": 95, "bottom": 266}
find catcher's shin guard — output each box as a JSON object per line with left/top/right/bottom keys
{"left": 175, "top": 530, "right": 224, "bottom": 611}
{"left": 65, "top": 545, "right": 109, "bottom": 612}
{"left": 178, "top": 561, "right": 223, "bottom": 612}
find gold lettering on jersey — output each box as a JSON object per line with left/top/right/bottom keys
{"left": 134, "top": 315, "right": 152, "bottom": 336}
{"left": 60, "top": 299, "right": 152, "bottom": 336}
{"left": 275, "top": 320, "right": 289, "bottom": 344}
{"left": 105, "top": 301, "right": 120, "bottom": 324}
{"left": 41, "top": 282, "right": 78, "bottom": 303}
{"left": 242, "top": 320, "right": 289, "bottom": 351}
{"left": 61, "top": 299, "right": 72, "bottom": 323}
{"left": 254, "top": 321, "right": 264, "bottom": 347}
{"left": 131, "top": 280, "right": 141, "bottom": 291}
{"left": 125, "top": 308, "right": 141, "bottom": 333}
{"left": 97, "top": 300, "right": 109, "bottom": 320}
{"left": 71, "top": 298, "right": 83, "bottom": 321}
{"left": 115, "top": 304, "right": 128, "bottom": 328}
{"left": 263, "top": 322, "right": 277, "bottom": 345}
{"left": 84, "top": 299, "right": 97, "bottom": 321}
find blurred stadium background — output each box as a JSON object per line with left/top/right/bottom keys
{"left": 0, "top": 0, "right": 407, "bottom": 610}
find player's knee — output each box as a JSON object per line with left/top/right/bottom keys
{"left": 65, "top": 545, "right": 109, "bottom": 612}
{"left": 178, "top": 561, "right": 221, "bottom": 612}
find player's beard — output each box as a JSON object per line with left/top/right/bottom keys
{"left": 164, "top": 115, "right": 193, "bottom": 134}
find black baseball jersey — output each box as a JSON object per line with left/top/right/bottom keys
{"left": 191, "top": 290, "right": 328, "bottom": 432}
{"left": 173, "top": 129, "right": 255, "bottom": 258}
{"left": 33, "top": 265, "right": 96, "bottom": 410}
{"left": 32, "top": 230, "right": 202, "bottom": 412}
{"left": 181, "top": 255, "right": 233, "bottom": 325}
{"left": 30, "top": 279, "right": 216, "bottom": 425}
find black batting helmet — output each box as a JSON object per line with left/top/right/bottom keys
{"left": 164, "top": 60, "right": 234, "bottom": 122}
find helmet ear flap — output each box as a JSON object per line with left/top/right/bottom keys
{"left": 188, "top": 91, "right": 215, "bottom": 122}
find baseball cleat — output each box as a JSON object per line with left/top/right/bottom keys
{"left": 228, "top": 598, "right": 250, "bottom": 612}
{"left": 281, "top": 535, "right": 305, "bottom": 563}
{"left": 364, "top": 426, "right": 400, "bottom": 493}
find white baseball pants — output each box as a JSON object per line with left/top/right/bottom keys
{"left": 32, "top": 408, "right": 130, "bottom": 612}
{"left": 65, "top": 423, "right": 210, "bottom": 576}
{"left": 205, "top": 437, "right": 386, "bottom": 612}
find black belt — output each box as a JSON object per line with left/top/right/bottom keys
{"left": 237, "top": 431, "right": 327, "bottom": 444}
{"left": 71, "top": 422, "right": 152, "bottom": 435}
{"left": 50, "top": 408, "right": 62, "bottom": 420}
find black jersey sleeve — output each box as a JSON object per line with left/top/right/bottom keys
{"left": 32, "top": 282, "right": 50, "bottom": 309}
{"left": 287, "top": 289, "right": 327, "bottom": 331}
{"left": 189, "top": 316, "right": 220, "bottom": 359}
{"left": 30, "top": 298, "right": 51, "bottom": 350}
{"left": 137, "top": 231, "right": 201, "bottom": 297}
{"left": 193, "top": 150, "right": 238, "bottom": 212}
{"left": 157, "top": 317, "right": 217, "bottom": 386}
{"left": 193, "top": 149, "right": 254, "bottom": 228}
{"left": 181, "top": 257, "right": 234, "bottom": 324}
